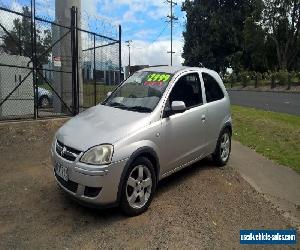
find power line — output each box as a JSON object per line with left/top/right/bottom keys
{"left": 133, "top": 23, "right": 168, "bottom": 50}
{"left": 150, "top": 23, "right": 168, "bottom": 44}
{"left": 166, "top": 0, "right": 178, "bottom": 66}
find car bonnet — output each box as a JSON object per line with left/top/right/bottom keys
{"left": 56, "top": 104, "right": 151, "bottom": 151}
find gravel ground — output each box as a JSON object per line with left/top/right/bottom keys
{"left": 0, "top": 119, "right": 298, "bottom": 249}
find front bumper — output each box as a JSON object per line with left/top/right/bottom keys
{"left": 51, "top": 143, "right": 128, "bottom": 207}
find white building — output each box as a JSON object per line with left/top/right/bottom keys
{"left": 0, "top": 53, "right": 34, "bottom": 118}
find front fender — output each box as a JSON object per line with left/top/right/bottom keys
{"left": 114, "top": 144, "right": 160, "bottom": 205}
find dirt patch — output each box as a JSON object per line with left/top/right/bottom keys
{"left": 0, "top": 119, "right": 298, "bottom": 249}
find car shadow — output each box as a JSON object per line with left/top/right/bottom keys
{"left": 60, "top": 157, "right": 220, "bottom": 220}
{"left": 155, "top": 157, "right": 218, "bottom": 196}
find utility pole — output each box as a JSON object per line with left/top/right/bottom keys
{"left": 125, "top": 40, "right": 132, "bottom": 76}
{"left": 167, "top": 0, "right": 177, "bottom": 66}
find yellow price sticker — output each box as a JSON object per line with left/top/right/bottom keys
{"left": 147, "top": 73, "right": 171, "bottom": 82}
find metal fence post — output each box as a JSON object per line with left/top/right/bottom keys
{"left": 119, "top": 25, "right": 122, "bottom": 83}
{"left": 71, "top": 6, "right": 79, "bottom": 115}
{"left": 71, "top": 6, "right": 76, "bottom": 115}
{"left": 75, "top": 7, "right": 79, "bottom": 113}
{"left": 94, "top": 33, "right": 96, "bottom": 105}
{"left": 31, "top": 0, "right": 38, "bottom": 119}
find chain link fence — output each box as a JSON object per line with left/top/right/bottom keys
{"left": 80, "top": 10, "right": 121, "bottom": 109}
{"left": 0, "top": 0, "right": 122, "bottom": 121}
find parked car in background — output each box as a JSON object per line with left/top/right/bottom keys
{"left": 51, "top": 66, "right": 232, "bottom": 216}
{"left": 38, "top": 87, "right": 53, "bottom": 108}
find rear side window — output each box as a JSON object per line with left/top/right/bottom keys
{"left": 202, "top": 73, "right": 224, "bottom": 103}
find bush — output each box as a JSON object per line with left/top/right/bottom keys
{"left": 296, "top": 72, "right": 300, "bottom": 83}
{"left": 275, "top": 70, "right": 289, "bottom": 85}
{"left": 256, "top": 72, "right": 262, "bottom": 80}
{"left": 228, "top": 73, "right": 237, "bottom": 83}
{"left": 239, "top": 71, "right": 251, "bottom": 87}
{"left": 222, "top": 73, "right": 230, "bottom": 83}
{"left": 254, "top": 72, "right": 262, "bottom": 87}
{"left": 270, "top": 72, "right": 277, "bottom": 88}
{"left": 262, "top": 72, "right": 270, "bottom": 80}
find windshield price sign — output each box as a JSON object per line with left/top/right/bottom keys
{"left": 146, "top": 73, "right": 171, "bottom": 82}
{"left": 144, "top": 73, "right": 171, "bottom": 87}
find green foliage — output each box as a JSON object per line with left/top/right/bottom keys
{"left": 255, "top": 72, "right": 262, "bottom": 81}
{"left": 182, "top": 0, "right": 260, "bottom": 73}
{"left": 243, "top": 16, "right": 267, "bottom": 71}
{"left": 254, "top": 72, "right": 262, "bottom": 87}
{"left": 228, "top": 73, "right": 237, "bottom": 83}
{"left": 275, "top": 70, "right": 289, "bottom": 85}
{"left": 262, "top": 72, "right": 270, "bottom": 80}
{"left": 239, "top": 71, "right": 251, "bottom": 87}
{"left": 0, "top": 6, "right": 52, "bottom": 64}
{"left": 229, "top": 69, "right": 300, "bottom": 88}
{"left": 263, "top": 0, "right": 300, "bottom": 70}
{"left": 182, "top": 0, "right": 300, "bottom": 72}
{"left": 229, "top": 51, "right": 243, "bottom": 72}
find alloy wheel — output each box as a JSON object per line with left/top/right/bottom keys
{"left": 220, "top": 132, "right": 230, "bottom": 162}
{"left": 126, "top": 165, "right": 152, "bottom": 209}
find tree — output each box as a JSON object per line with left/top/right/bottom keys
{"left": 263, "top": 0, "right": 300, "bottom": 70}
{"left": 1, "top": 6, "right": 52, "bottom": 65}
{"left": 240, "top": 0, "right": 267, "bottom": 72}
{"left": 243, "top": 18, "right": 267, "bottom": 71}
{"left": 182, "top": 0, "right": 261, "bottom": 73}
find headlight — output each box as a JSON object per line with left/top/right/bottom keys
{"left": 80, "top": 145, "right": 113, "bottom": 165}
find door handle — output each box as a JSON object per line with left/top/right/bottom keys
{"left": 201, "top": 115, "right": 206, "bottom": 122}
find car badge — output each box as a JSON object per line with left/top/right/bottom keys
{"left": 61, "top": 146, "right": 67, "bottom": 156}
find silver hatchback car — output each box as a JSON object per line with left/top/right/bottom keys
{"left": 51, "top": 66, "right": 232, "bottom": 216}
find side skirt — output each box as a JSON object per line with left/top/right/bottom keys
{"left": 160, "top": 152, "right": 212, "bottom": 180}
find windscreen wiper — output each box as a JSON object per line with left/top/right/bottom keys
{"left": 106, "top": 102, "right": 132, "bottom": 110}
{"left": 125, "top": 106, "right": 152, "bottom": 113}
{"left": 106, "top": 102, "right": 126, "bottom": 108}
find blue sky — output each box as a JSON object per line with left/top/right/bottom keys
{"left": 84, "top": 0, "right": 186, "bottom": 66}
{"left": 0, "top": 0, "right": 186, "bottom": 66}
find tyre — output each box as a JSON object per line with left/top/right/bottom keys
{"left": 212, "top": 128, "right": 231, "bottom": 166}
{"left": 39, "top": 96, "right": 50, "bottom": 108}
{"left": 120, "top": 157, "right": 156, "bottom": 216}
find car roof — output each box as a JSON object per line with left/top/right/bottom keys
{"left": 139, "top": 66, "right": 203, "bottom": 74}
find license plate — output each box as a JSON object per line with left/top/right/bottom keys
{"left": 55, "top": 162, "right": 68, "bottom": 181}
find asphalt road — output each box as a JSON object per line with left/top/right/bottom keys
{"left": 228, "top": 90, "right": 300, "bottom": 115}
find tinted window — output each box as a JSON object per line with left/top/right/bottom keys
{"left": 169, "top": 73, "right": 203, "bottom": 108}
{"left": 202, "top": 73, "right": 224, "bottom": 103}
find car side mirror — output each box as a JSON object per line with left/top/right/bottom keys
{"left": 171, "top": 101, "right": 186, "bottom": 112}
{"left": 107, "top": 91, "right": 112, "bottom": 97}
{"left": 163, "top": 101, "right": 187, "bottom": 118}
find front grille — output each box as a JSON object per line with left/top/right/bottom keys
{"left": 56, "top": 140, "right": 82, "bottom": 162}
{"left": 55, "top": 172, "right": 78, "bottom": 193}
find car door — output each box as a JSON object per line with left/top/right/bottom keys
{"left": 160, "top": 71, "right": 208, "bottom": 175}
{"left": 201, "top": 71, "right": 227, "bottom": 153}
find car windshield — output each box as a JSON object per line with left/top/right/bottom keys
{"left": 104, "top": 71, "right": 173, "bottom": 112}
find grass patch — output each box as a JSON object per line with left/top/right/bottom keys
{"left": 38, "top": 83, "right": 117, "bottom": 108}
{"left": 231, "top": 105, "right": 300, "bottom": 172}
{"left": 82, "top": 83, "right": 116, "bottom": 107}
